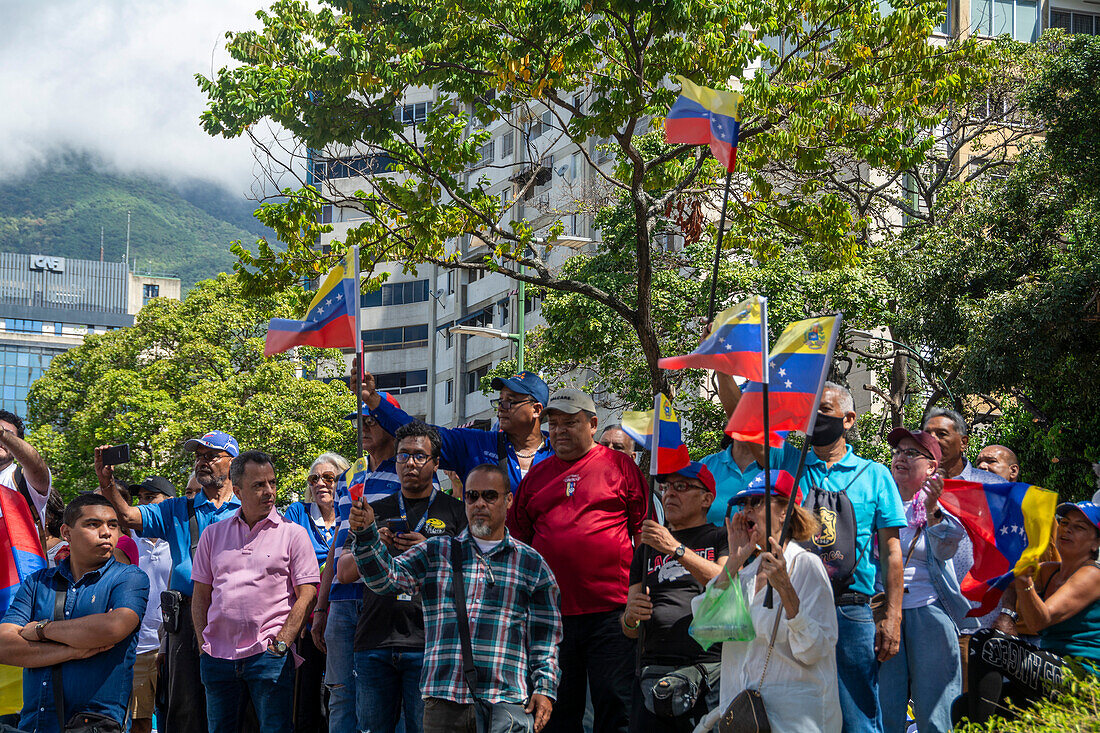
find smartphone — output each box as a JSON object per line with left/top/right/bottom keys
{"left": 101, "top": 444, "right": 131, "bottom": 466}
{"left": 387, "top": 518, "right": 409, "bottom": 535}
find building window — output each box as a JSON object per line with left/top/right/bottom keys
{"left": 524, "top": 293, "right": 541, "bottom": 313}
{"left": 502, "top": 132, "right": 514, "bottom": 159}
{"left": 395, "top": 101, "right": 432, "bottom": 125}
{"left": 971, "top": 0, "right": 1038, "bottom": 41}
{"left": 499, "top": 301, "right": 509, "bottom": 326}
{"left": 445, "top": 379, "right": 454, "bottom": 404}
{"left": 4, "top": 320, "right": 42, "bottom": 334}
{"left": 143, "top": 284, "right": 160, "bottom": 306}
{"left": 446, "top": 271, "right": 455, "bottom": 295}
{"left": 361, "top": 324, "right": 429, "bottom": 352}
{"left": 468, "top": 308, "right": 493, "bottom": 328}
{"left": 1051, "top": 8, "right": 1100, "bottom": 34}
{"left": 361, "top": 280, "right": 430, "bottom": 307}
{"left": 0, "top": 346, "right": 56, "bottom": 416}
{"left": 313, "top": 154, "right": 398, "bottom": 182}
{"left": 373, "top": 370, "right": 428, "bottom": 394}
{"left": 465, "top": 365, "right": 489, "bottom": 395}
{"left": 54, "top": 322, "right": 63, "bottom": 335}
{"left": 478, "top": 140, "right": 495, "bottom": 165}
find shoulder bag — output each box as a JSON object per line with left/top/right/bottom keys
{"left": 450, "top": 538, "right": 534, "bottom": 733}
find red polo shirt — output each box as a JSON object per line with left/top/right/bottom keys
{"left": 509, "top": 444, "right": 648, "bottom": 616}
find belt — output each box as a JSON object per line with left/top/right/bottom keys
{"left": 835, "top": 592, "right": 870, "bottom": 606}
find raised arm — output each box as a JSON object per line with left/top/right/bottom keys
{"left": 0, "top": 428, "right": 50, "bottom": 498}
{"left": 94, "top": 446, "right": 143, "bottom": 530}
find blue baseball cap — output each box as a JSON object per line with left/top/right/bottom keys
{"left": 491, "top": 371, "right": 549, "bottom": 407}
{"left": 343, "top": 392, "right": 401, "bottom": 420}
{"left": 1056, "top": 501, "right": 1100, "bottom": 532}
{"left": 183, "top": 431, "right": 240, "bottom": 458}
{"left": 659, "top": 462, "right": 716, "bottom": 496}
{"left": 730, "top": 469, "right": 803, "bottom": 506}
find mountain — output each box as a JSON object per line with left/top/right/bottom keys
{"left": 0, "top": 153, "right": 274, "bottom": 288}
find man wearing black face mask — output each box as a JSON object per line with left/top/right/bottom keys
{"left": 715, "top": 376, "right": 906, "bottom": 733}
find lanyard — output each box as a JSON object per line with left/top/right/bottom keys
{"left": 397, "top": 487, "right": 438, "bottom": 534}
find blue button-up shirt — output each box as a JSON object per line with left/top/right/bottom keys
{"left": 2, "top": 557, "right": 149, "bottom": 733}
{"left": 138, "top": 492, "right": 241, "bottom": 595}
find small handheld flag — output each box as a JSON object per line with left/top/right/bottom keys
{"left": 939, "top": 480, "right": 1058, "bottom": 617}
{"left": 621, "top": 393, "right": 691, "bottom": 476}
{"left": 340, "top": 456, "right": 371, "bottom": 503}
{"left": 264, "top": 253, "right": 359, "bottom": 357}
{"left": 726, "top": 314, "right": 842, "bottom": 447}
{"left": 665, "top": 76, "right": 742, "bottom": 172}
{"left": 659, "top": 296, "right": 767, "bottom": 380}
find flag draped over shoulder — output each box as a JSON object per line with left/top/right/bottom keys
{"left": 725, "top": 314, "right": 841, "bottom": 448}
{"left": 664, "top": 76, "right": 742, "bottom": 172}
{"left": 659, "top": 296, "right": 766, "bottom": 380}
{"left": 0, "top": 488, "right": 46, "bottom": 618}
{"left": 264, "top": 254, "right": 358, "bottom": 357}
{"left": 622, "top": 393, "right": 691, "bottom": 475}
{"left": 939, "top": 480, "right": 1058, "bottom": 617}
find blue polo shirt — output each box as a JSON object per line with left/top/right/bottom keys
{"left": 2, "top": 557, "right": 149, "bottom": 733}
{"left": 775, "top": 442, "right": 906, "bottom": 596}
{"left": 370, "top": 398, "right": 554, "bottom": 494}
{"left": 701, "top": 445, "right": 787, "bottom": 525}
{"left": 138, "top": 492, "right": 241, "bottom": 595}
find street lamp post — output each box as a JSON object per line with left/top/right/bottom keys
{"left": 448, "top": 325, "right": 524, "bottom": 371}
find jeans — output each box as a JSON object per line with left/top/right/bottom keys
{"left": 326, "top": 599, "right": 362, "bottom": 733}
{"left": 835, "top": 603, "right": 882, "bottom": 733}
{"left": 200, "top": 650, "right": 294, "bottom": 733}
{"left": 354, "top": 649, "right": 425, "bottom": 733}
{"left": 543, "top": 609, "right": 633, "bottom": 733}
{"left": 878, "top": 602, "right": 961, "bottom": 733}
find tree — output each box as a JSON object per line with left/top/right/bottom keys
{"left": 198, "top": 0, "right": 995, "bottom": 397}
{"left": 26, "top": 274, "right": 357, "bottom": 499}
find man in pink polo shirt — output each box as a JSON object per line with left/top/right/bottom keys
{"left": 191, "top": 450, "right": 320, "bottom": 733}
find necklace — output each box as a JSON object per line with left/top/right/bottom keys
{"left": 515, "top": 449, "right": 538, "bottom": 458}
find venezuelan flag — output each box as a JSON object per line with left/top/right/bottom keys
{"left": 0, "top": 488, "right": 46, "bottom": 618}
{"left": 725, "top": 314, "right": 842, "bottom": 447}
{"left": 338, "top": 456, "right": 370, "bottom": 503}
{"left": 264, "top": 253, "right": 359, "bottom": 357}
{"left": 659, "top": 295, "right": 766, "bottom": 380}
{"left": 664, "top": 76, "right": 742, "bottom": 172}
{"left": 938, "top": 480, "right": 1058, "bottom": 617}
{"left": 621, "top": 393, "right": 691, "bottom": 475}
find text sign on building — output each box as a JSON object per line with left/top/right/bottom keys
{"left": 29, "top": 256, "right": 65, "bottom": 273}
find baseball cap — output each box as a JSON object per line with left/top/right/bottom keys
{"left": 661, "top": 462, "right": 716, "bottom": 496}
{"left": 886, "top": 427, "right": 942, "bottom": 462}
{"left": 490, "top": 371, "right": 549, "bottom": 407}
{"left": 1056, "top": 501, "right": 1100, "bottom": 533}
{"left": 183, "top": 431, "right": 240, "bottom": 458}
{"left": 129, "top": 476, "right": 176, "bottom": 498}
{"left": 344, "top": 392, "right": 401, "bottom": 420}
{"left": 544, "top": 388, "right": 596, "bottom": 415}
{"left": 731, "top": 469, "right": 803, "bottom": 506}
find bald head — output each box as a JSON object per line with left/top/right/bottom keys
{"left": 976, "top": 444, "right": 1019, "bottom": 482}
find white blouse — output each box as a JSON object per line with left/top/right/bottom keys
{"left": 694, "top": 543, "right": 841, "bottom": 733}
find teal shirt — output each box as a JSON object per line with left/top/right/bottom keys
{"left": 701, "top": 446, "right": 786, "bottom": 525}
{"left": 777, "top": 442, "right": 907, "bottom": 596}
{"left": 1041, "top": 590, "right": 1100, "bottom": 666}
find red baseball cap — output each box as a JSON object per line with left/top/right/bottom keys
{"left": 887, "top": 427, "right": 942, "bottom": 462}
{"left": 663, "top": 462, "right": 716, "bottom": 496}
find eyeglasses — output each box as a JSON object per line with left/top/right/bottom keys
{"left": 491, "top": 398, "right": 534, "bottom": 411}
{"left": 891, "top": 448, "right": 931, "bottom": 461}
{"left": 663, "top": 481, "right": 707, "bottom": 495}
{"left": 395, "top": 452, "right": 433, "bottom": 466}
{"left": 194, "top": 451, "right": 229, "bottom": 464}
{"left": 464, "top": 489, "right": 503, "bottom": 504}
{"left": 359, "top": 416, "right": 379, "bottom": 429}
{"left": 307, "top": 473, "right": 337, "bottom": 484}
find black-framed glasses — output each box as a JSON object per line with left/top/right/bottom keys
{"left": 395, "top": 452, "right": 433, "bottom": 466}
{"left": 307, "top": 472, "right": 337, "bottom": 484}
{"left": 891, "top": 448, "right": 931, "bottom": 461}
{"left": 490, "top": 397, "right": 534, "bottom": 410}
{"left": 465, "top": 489, "right": 503, "bottom": 504}
{"left": 733, "top": 495, "right": 766, "bottom": 509}
{"left": 359, "top": 416, "right": 379, "bottom": 429}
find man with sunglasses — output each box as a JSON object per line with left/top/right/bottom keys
{"left": 96, "top": 430, "right": 242, "bottom": 733}
{"left": 336, "top": 421, "right": 465, "bottom": 733}
{"left": 348, "top": 462, "right": 562, "bottom": 733}
{"left": 359, "top": 368, "right": 553, "bottom": 494}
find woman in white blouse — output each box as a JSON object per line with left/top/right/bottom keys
{"left": 695, "top": 471, "right": 841, "bottom": 733}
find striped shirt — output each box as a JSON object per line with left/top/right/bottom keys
{"left": 352, "top": 525, "right": 563, "bottom": 704}
{"left": 330, "top": 456, "right": 400, "bottom": 602}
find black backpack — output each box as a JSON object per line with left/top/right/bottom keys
{"left": 798, "top": 463, "right": 870, "bottom": 597}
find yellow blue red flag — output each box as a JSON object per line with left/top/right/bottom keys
{"left": 659, "top": 295, "right": 766, "bottom": 380}
{"left": 622, "top": 393, "right": 691, "bottom": 475}
{"left": 265, "top": 253, "right": 358, "bottom": 356}
{"left": 664, "top": 76, "right": 742, "bottom": 172}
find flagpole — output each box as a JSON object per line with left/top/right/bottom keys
{"left": 351, "top": 245, "right": 364, "bottom": 461}
{"left": 705, "top": 169, "right": 734, "bottom": 325}
{"left": 761, "top": 298, "right": 775, "bottom": 608}
{"left": 637, "top": 392, "right": 664, "bottom": 675}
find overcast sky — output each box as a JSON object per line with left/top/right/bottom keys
{"left": 0, "top": 0, "right": 271, "bottom": 193}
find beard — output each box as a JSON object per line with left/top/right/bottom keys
{"left": 469, "top": 519, "right": 494, "bottom": 539}
{"left": 197, "top": 469, "right": 227, "bottom": 489}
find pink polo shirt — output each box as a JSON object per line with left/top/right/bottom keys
{"left": 191, "top": 507, "right": 320, "bottom": 660}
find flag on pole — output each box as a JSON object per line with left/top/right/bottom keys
{"left": 0, "top": 489, "right": 46, "bottom": 618}
{"left": 264, "top": 253, "right": 359, "bottom": 357}
{"left": 659, "top": 296, "right": 767, "bottom": 380}
{"left": 621, "top": 393, "right": 691, "bottom": 475}
{"left": 725, "top": 314, "right": 842, "bottom": 447}
{"left": 339, "top": 456, "right": 371, "bottom": 503}
{"left": 938, "top": 480, "right": 1058, "bottom": 617}
{"left": 664, "top": 76, "right": 742, "bottom": 172}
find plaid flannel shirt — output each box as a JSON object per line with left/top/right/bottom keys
{"left": 352, "top": 524, "right": 563, "bottom": 704}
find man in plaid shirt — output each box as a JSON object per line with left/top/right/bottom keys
{"left": 349, "top": 463, "right": 563, "bottom": 732}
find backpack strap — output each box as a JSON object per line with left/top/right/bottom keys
{"left": 187, "top": 498, "right": 199, "bottom": 560}
{"left": 496, "top": 430, "right": 509, "bottom": 472}
{"left": 449, "top": 537, "right": 480, "bottom": 700}
{"left": 52, "top": 572, "right": 68, "bottom": 730}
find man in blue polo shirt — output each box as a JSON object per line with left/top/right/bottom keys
{"left": 0, "top": 494, "right": 149, "bottom": 733}
{"left": 96, "top": 430, "right": 242, "bottom": 733}
{"left": 360, "top": 369, "right": 553, "bottom": 494}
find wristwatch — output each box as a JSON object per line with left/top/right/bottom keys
{"left": 271, "top": 640, "right": 289, "bottom": 656}
{"left": 673, "top": 544, "right": 686, "bottom": 559}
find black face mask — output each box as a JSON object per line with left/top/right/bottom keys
{"left": 809, "top": 413, "right": 846, "bottom": 446}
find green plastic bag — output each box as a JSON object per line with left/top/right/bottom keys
{"left": 688, "top": 567, "right": 756, "bottom": 650}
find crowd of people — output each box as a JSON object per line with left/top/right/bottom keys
{"left": 0, "top": 359, "right": 1095, "bottom": 733}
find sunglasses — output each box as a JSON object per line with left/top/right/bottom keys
{"left": 733, "top": 496, "right": 767, "bottom": 509}
{"left": 307, "top": 473, "right": 337, "bottom": 484}
{"left": 464, "top": 489, "right": 503, "bottom": 504}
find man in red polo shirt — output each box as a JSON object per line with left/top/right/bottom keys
{"left": 510, "top": 389, "right": 648, "bottom": 733}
